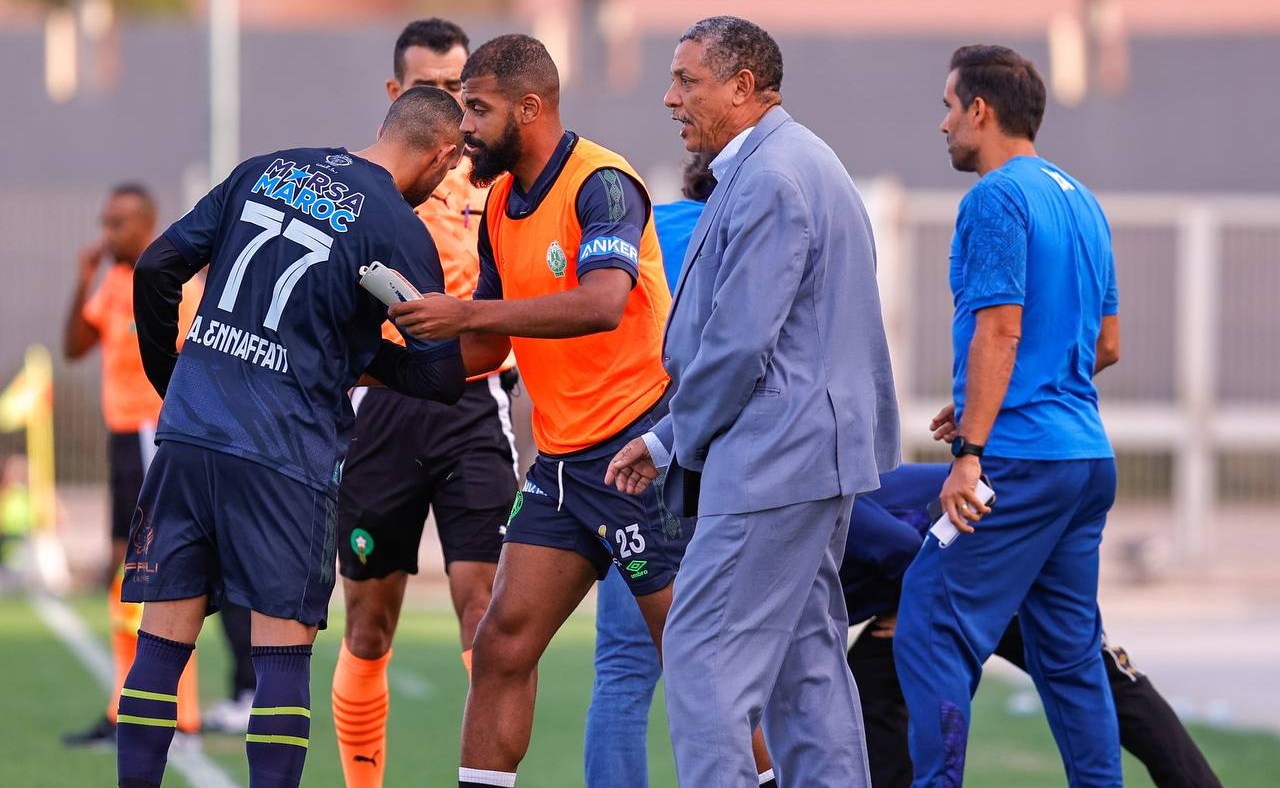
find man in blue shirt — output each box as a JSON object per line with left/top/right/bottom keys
{"left": 894, "top": 46, "right": 1123, "bottom": 787}
{"left": 651, "top": 153, "right": 715, "bottom": 290}
{"left": 117, "top": 87, "right": 466, "bottom": 788}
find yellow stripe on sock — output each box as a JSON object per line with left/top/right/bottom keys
{"left": 117, "top": 714, "right": 177, "bottom": 728}
{"left": 250, "top": 706, "right": 311, "bottom": 719}
{"left": 120, "top": 687, "right": 178, "bottom": 703}
{"left": 245, "top": 733, "right": 309, "bottom": 749}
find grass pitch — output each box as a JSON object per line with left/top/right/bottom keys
{"left": 1, "top": 593, "right": 1275, "bottom": 786}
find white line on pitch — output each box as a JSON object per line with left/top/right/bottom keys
{"left": 389, "top": 667, "right": 435, "bottom": 700}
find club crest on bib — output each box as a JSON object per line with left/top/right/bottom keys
{"left": 546, "top": 240, "right": 568, "bottom": 278}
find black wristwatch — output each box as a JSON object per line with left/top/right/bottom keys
{"left": 951, "top": 436, "right": 985, "bottom": 459}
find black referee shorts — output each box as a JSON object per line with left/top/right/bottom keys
{"left": 109, "top": 428, "right": 155, "bottom": 541}
{"left": 336, "top": 377, "right": 518, "bottom": 580}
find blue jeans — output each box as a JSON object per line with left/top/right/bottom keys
{"left": 584, "top": 569, "right": 661, "bottom": 787}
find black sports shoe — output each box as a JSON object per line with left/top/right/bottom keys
{"left": 62, "top": 716, "right": 116, "bottom": 749}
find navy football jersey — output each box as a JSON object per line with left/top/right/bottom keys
{"left": 160, "top": 147, "right": 457, "bottom": 494}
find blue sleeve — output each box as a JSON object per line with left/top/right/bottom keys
{"left": 574, "top": 168, "right": 648, "bottom": 285}
{"left": 958, "top": 178, "right": 1028, "bottom": 311}
{"left": 392, "top": 217, "right": 460, "bottom": 361}
{"left": 1103, "top": 252, "right": 1119, "bottom": 316}
{"left": 473, "top": 211, "right": 503, "bottom": 301}
{"left": 164, "top": 167, "right": 237, "bottom": 268}
{"left": 1095, "top": 205, "right": 1119, "bottom": 316}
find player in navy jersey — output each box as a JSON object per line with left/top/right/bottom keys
{"left": 115, "top": 87, "right": 466, "bottom": 788}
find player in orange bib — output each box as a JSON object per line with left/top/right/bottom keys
{"left": 61, "top": 184, "right": 202, "bottom": 748}
{"left": 389, "top": 34, "right": 688, "bottom": 788}
{"left": 330, "top": 20, "right": 520, "bottom": 788}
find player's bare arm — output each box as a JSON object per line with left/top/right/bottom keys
{"left": 390, "top": 267, "right": 631, "bottom": 340}
{"left": 460, "top": 331, "right": 511, "bottom": 377}
{"left": 63, "top": 240, "right": 105, "bottom": 359}
{"left": 940, "top": 303, "right": 1021, "bottom": 531}
{"left": 1095, "top": 313, "right": 1120, "bottom": 375}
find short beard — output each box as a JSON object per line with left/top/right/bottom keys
{"left": 949, "top": 143, "right": 979, "bottom": 173}
{"left": 467, "top": 115, "right": 522, "bottom": 188}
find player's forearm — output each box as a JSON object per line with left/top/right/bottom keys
{"left": 134, "top": 236, "right": 191, "bottom": 396}
{"left": 364, "top": 341, "right": 465, "bottom": 404}
{"left": 958, "top": 326, "right": 1019, "bottom": 446}
{"left": 1094, "top": 314, "right": 1120, "bottom": 376}
{"left": 464, "top": 289, "right": 623, "bottom": 339}
{"left": 63, "top": 279, "right": 97, "bottom": 360}
{"left": 460, "top": 332, "right": 511, "bottom": 377}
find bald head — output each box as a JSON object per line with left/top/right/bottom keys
{"left": 362, "top": 86, "right": 465, "bottom": 205}
{"left": 380, "top": 85, "right": 464, "bottom": 152}
{"left": 461, "top": 34, "right": 560, "bottom": 107}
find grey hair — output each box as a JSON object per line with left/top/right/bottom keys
{"left": 680, "top": 16, "right": 782, "bottom": 95}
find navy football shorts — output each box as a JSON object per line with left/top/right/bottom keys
{"left": 504, "top": 450, "right": 691, "bottom": 597}
{"left": 122, "top": 440, "right": 337, "bottom": 628}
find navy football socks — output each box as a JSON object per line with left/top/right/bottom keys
{"left": 116, "top": 631, "right": 194, "bottom": 788}
{"left": 246, "top": 644, "right": 314, "bottom": 788}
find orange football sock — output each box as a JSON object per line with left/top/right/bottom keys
{"left": 106, "top": 573, "right": 140, "bottom": 723}
{"left": 460, "top": 648, "right": 473, "bottom": 679}
{"left": 176, "top": 651, "right": 201, "bottom": 733}
{"left": 333, "top": 640, "right": 391, "bottom": 788}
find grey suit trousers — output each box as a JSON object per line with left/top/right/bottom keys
{"left": 663, "top": 494, "right": 871, "bottom": 787}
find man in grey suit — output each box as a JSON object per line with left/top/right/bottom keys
{"left": 606, "top": 16, "right": 900, "bottom": 787}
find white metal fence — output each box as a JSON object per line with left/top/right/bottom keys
{"left": 3, "top": 183, "right": 1278, "bottom": 559}
{"left": 866, "top": 182, "right": 1280, "bottom": 558}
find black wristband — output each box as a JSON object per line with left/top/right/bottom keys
{"left": 951, "top": 436, "right": 985, "bottom": 459}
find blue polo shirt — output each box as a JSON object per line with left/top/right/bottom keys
{"left": 951, "top": 156, "right": 1117, "bottom": 460}
{"left": 653, "top": 199, "right": 705, "bottom": 293}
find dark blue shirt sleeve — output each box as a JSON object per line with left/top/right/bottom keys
{"left": 574, "top": 168, "right": 649, "bottom": 285}
{"left": 392, "top": 217, "right": 460, "bottom": 361}
{"left": 473, "top": 211, "right": 503, "bottom": 301}
{"left": 958, "top": 177, "right": 1029, "bottom": 311}
{"left": 163, "top": 166, "right": 238, "bottom": 269}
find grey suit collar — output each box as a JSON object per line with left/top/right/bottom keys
{"left": 667, "top": 105, "right": 793, "bottom": 316}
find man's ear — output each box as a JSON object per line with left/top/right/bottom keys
{"left": 436, "top": 142, "right": 461, "bottom": 170}
{"left": 731, "top": 68, "right": 757, "bottom": 106}
{"left": 518, "top": 93, "right": 543, "bottom": 124}
{"left": 970, "top": 96, "right": 990, "bottom": 128}
{"left": 386, "top": 79, "right": 401, "bottom": 102}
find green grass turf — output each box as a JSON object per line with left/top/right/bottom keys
{"left": 1, "top": 593, "right": 1276, "bottom": 786}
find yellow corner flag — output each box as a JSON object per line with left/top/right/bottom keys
{"left": 0, "top": 346, "right": 51, "bottom": 431}
{"left": 0, "top": 346, "right": 56, "bottom": 531}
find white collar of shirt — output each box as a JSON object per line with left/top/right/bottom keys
{"left": 709, "top": 126, "right": 755, "bottom": 181}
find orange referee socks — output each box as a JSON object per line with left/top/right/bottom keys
{"left": 333, "top": 640, "right": 391, "bottom": 788}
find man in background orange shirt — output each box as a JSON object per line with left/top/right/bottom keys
{"left": 330, "top": 20, "right": 520, "bottom": 788}
{"left": 62, "top": 183, "right": 203, "bottom": 748}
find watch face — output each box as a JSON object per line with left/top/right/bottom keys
{"left": 951, "top": 438, "right": 964, "bottom": 458}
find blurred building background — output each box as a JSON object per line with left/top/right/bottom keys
{"left": 1, "top": 0, "right": 1278, "bottom": 576}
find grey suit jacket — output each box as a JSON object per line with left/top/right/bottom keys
{"left": 652, "top": 106, "right": 900, "bottom": 516}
